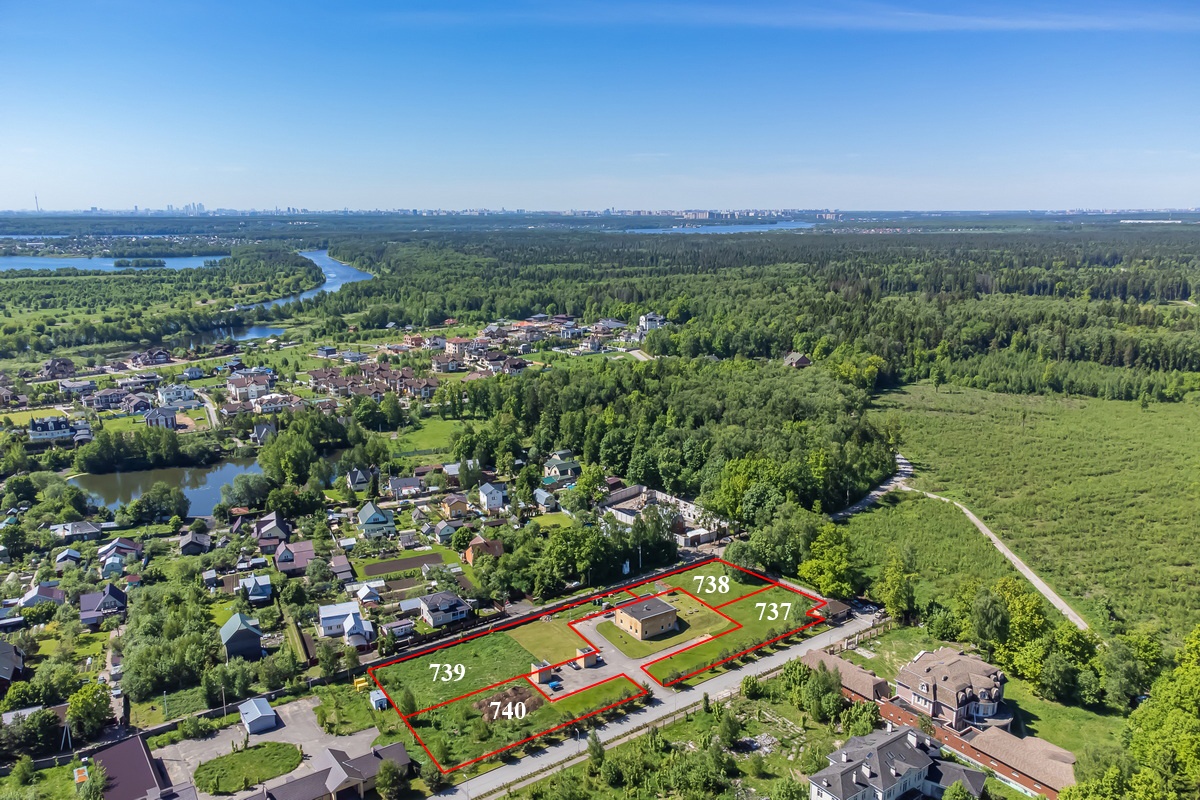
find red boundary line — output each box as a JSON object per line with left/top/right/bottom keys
{"left": 367, "top": 558, "right": 826, "bottom": 773}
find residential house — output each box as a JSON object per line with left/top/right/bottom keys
{"left": 220, "top": 613, "right": 264, "bottom": 662}
{"left": 179, "top": 531, "right": 212, "bottom": 556}
{"left": 356, "top": 584, "right": 381, "bottom": 605}
{"left": 478, "top": 482, "right": 508, "bottom": 514}
{"left": 252, "top": 393, "right": 302, "bottom": 415}
{"left": 346, "top": 468, "right": 371, "bottom": 493}
{"left": 317, "top": 601, "right": 376, "bottom": 647}
{"left": 121, "top": 393, "right": 154, "bottom": 414}
{"left": 533, "top": 488, "right": 558, "bottom": 512}
{"left": 101, "top": 554, "right": 126, "bottom": 579}
{"left": 156, "top": 384, "right": 195, "bottom": 406}
{"left": 396, "top": 529, "right": 418, "bottom": 548}
{"left": 244, "top": 744, "right": 411, "bottom": 800}
{"left": 808, "top": 725, "right": 985, "bottom": 800}
{"left": 387, "top": 476, "right": 422, "bottom": 498}
{"left": 19, "top": 584, "right": 65, "bottom": 608}
{"left": 0, "top": 641, "right": 24, "bottom": 693}
{"left": 275, "top": 540, "right": 316, "bottom": 578}
{"left": 144, "top": 408, "right": 177, "bottom": 429}
{"left": 238, "top": 574, "right": 274, "bottom": 606}
{"left": 92, "top": 733, "right": 199, "bottom": 800}
{"left": 445, "top": 337, "right": 473, "bottom": 357}
{"left": 316, "top": 345, "right": 338, "bottom": 358}
{"left": 85, "top": 387, "right": 127, "bottom": 411}
{"left": 39, "top": 357, "right": 75, "bottom": 380}
{"left": 56, "top": 520, "right": 102, "bottom": 542}
{"left": 418, "top": 592, "right": 471, "bottom": 628}
{"left": 783, "top": 351, "right": 812, "bottom": 369}
{"left": 500, "top": 357, "right": 528, "bottom": 375}
{"left": 432, "top": 520, "right": 459, "bottom": 545}
{"left": 98, "top": 537, "right": 142, "bottom": 562}
{"left": 253, "top": 512, "right": 292, "bottom": 553}
{"left": 329, "top": 554, "right": 354, "bottom": 582}
{"left": 179, "top": 366, "right": 205, "bottom": 381}
{"left": 543, "top": 457, "right": 582, "bottom": 479}
{"left": 227, "top": 374, "right": 271, "bottom": 402}
{"left": 59, "top": 378, "right": 97, "bottom": 396}
{"left": 28, "top": 416, "right": 73, "bottom": 443}
{"left": 895, "top": 648, "right": 1008, "bottom": 732}
{"left": 431, "top": 354, "right": 461, "bottom": 373}
{"left": 356, "top": 501, "right": 396, "bottom": 539}
{"left": 131, "top": 348, "right": 171, "bottom": 367}
{"left": 79, "top": 584, "right": 127, "bottom": 628}
{"left": 250, "top": 423, "right": 276, "bottom": 445}
{"left": 54, "top": 548, "right": 82, "bottom": 573}
{"left": 464, "top": 535, "right": 504, "bottom": 566}
{"left": 800, "top": 651, "right": 891, "bottom": 703}
{"left": 440, "top": 494, "right": 471, "bottom": 519}
{"left": 239, "top": 697, "right": 278, "bottom": 733}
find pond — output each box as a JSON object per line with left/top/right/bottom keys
{"left": 70, "top": 458, "right": 263, "bottom": 516}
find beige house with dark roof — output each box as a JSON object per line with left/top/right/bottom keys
{"left": 614, "top": 596, "right": 677, "bottom": 640}
{"left": 896, "top": 647, "right": 1008, "bottom": 731}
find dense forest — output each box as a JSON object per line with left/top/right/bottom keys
{"left": 321, "top": 230, "right": 1200, "bottom": 401}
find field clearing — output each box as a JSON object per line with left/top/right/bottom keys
{"left": 399, "top": 417, "right": 463, "bottom": 453}
{"left": 878, "top": 383, "right": 1200, "bottom": 641}
{"left": 842, "top": 493, "right": 1024, "bottom": 607}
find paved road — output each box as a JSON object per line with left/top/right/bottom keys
{"left": 628, "top": 349, "right": 654, "bottom": 362}
{"left": 435, "top": 613, "right": 876, "bottom": 799}
{"left": 837, "top": 454, "right": 1090, "bottom": 631}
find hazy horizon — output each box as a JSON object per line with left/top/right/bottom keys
{"left": 2, "top": 0, "right": 1197, "bottom": 211}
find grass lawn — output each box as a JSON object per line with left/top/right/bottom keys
{"left": 0, "top": 763, "right": 79, "bottom": 800}
{"left": 193, "top": 742, "right": 302, "bottom": 795}
{"left": 407, "top": 675, "right": 641, "bottom": 770}
{"left": 645, "top": 585, "right": 820, "bottom": 684}
{"left": 658, "top": 560, "right": 770, "bottom": 601}
{"left": 532, "top": 511, "right": 573, "bottom": 530}
{"left": 129, "top": 685, "right": 210, "bottom": 727}
{"left": 1003, "top": 674, "right": 1125, "bottom": 757}
{"left": 595, "top": 594, "right": 732, "bottom": 659}
{"left": 372, "top": 632, "right": 539, "bottom": 711}
{"left": 314, "top": 682, "right": 408, "bottom": 738}
{"left": 841, "top": 493, "right": 1023, "bottom": 608}
{"left": 839, "top": 625, "right": 951, "bottom": 682}
{"left": 399, "top": 417, "right": 463, "bottom": 453}
{"left": 878, "top": 383, "right": 1200, "bottom": 643}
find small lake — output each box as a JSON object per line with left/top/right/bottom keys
{"left": 625, "top": 221, "right": 815, "bottom": 234}
{"left": 70, "top": 458, "right": 262, "bottom": 516}
{"left": 0, "top": 254, "right": 226, "bottom": 272}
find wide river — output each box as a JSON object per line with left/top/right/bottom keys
{"left": 70, "top": 458, "right": 263, "bottom": 517}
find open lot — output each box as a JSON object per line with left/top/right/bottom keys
{"left": 369, "top": 559, "right": 824, "bottom": 773}
{"left": 361, "top": 553, "right": 444, "bottom": 576}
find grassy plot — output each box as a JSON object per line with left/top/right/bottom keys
{"left": 644, "top": 585, "right": 820, "bottom": 684}
{"left": 372, "top": 633, "right": 539, "bottom": 712}
{"left": 505, "top": 603, "right": 598, "bottom": 664}
{"left": 399, "top": 417, "right": 463, "bottom": 453}
{"left": 657, "top": 561, "right": 770, "bottom": 601}
{"left": 878, "top": 383, "right": 1200, "bottom": 641}
{"left": 595, "top": 593, "right": 732, "bottom": 659}
{"left": 193, "top": 742, "right": 302, "bottom": 795}
{"left": 841, "top": 493, "right": 1022, "bottom": 607}
{"left": 314, "top": 682, "right": 408, "bottom": 738}
{"left": 0, "top": 763, "right": 79, "bottom": 800}
{"left": 407, "top": 675, "right": 641, "bottom": 770}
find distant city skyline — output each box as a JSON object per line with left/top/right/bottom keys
{"left": 1, "top": 0, "right": 1197, "bottom": 210}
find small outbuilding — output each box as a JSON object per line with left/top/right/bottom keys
{"left": 238, "top": 697, "right": 277, "bottom": 734}
{"left": 614, "top": 596, "right": 678, "bottom": 641}
{"left": 369, "top": 689, "right": 390, "bottom": 711}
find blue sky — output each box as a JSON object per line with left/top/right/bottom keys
{"left": 1, "top": 1, "right": 1197, "bottom": 211}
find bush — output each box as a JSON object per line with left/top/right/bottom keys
{"left": 178, "top": 715, "right": 217, "bottom": 740}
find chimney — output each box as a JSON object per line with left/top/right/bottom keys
{"left": 841, "top": 751, "right": 849, "bottom": 762}
{"left": 886, "top": 721, "right": 894, "bottom": 733}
